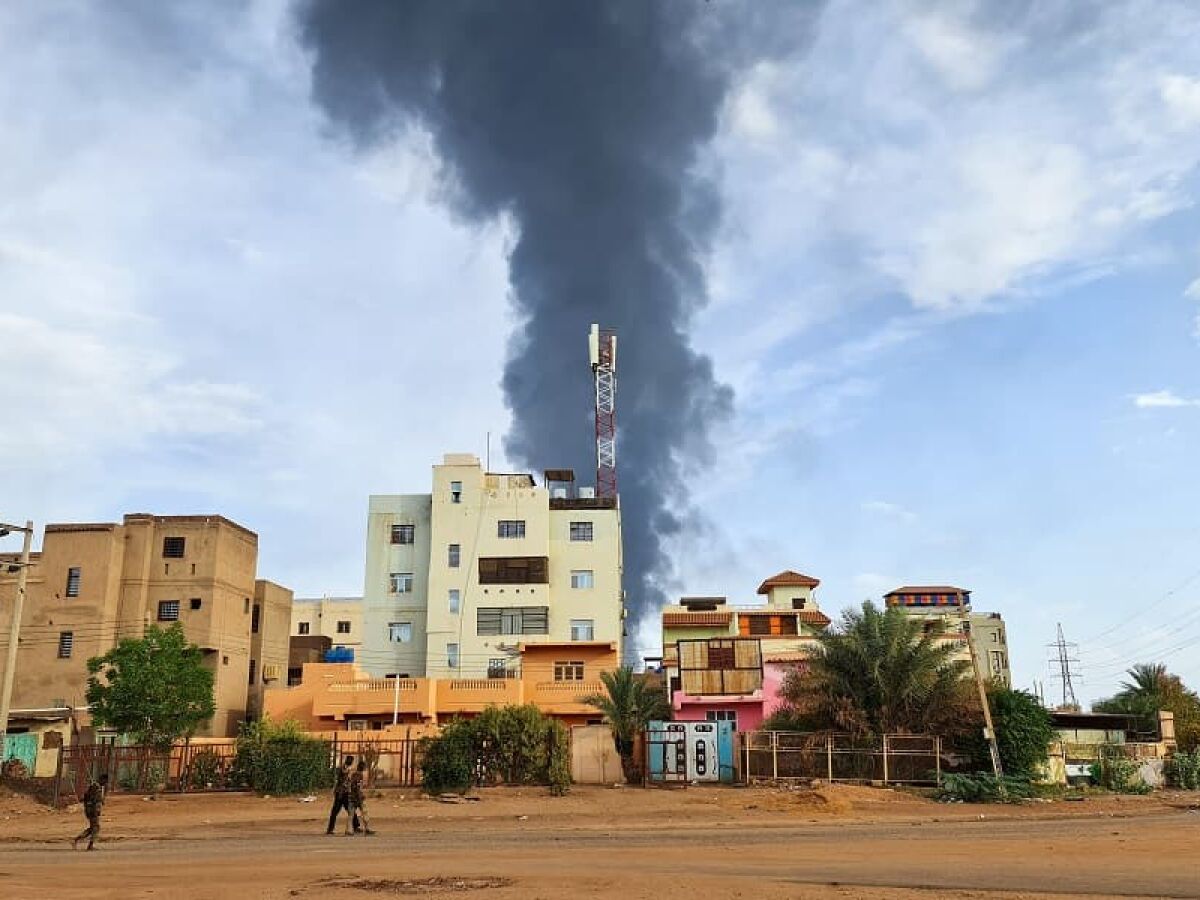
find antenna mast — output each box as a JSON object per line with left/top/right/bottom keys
{"left": 589, "top": 324, "right": 618, "bottom": 499}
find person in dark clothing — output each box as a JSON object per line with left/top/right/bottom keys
{"left": 73, "top": 774, "right": 107, "bottom": 850}
{"left": 326, "top": 755, "right": 360, "bottom": 835}
{"left": 346, "top": 760, "right": 375, "bottom": 836}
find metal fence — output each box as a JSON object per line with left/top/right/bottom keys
{"left": 53, "top": 735, "right": 424, "bottom": 806}
{"left": 742, "top": 732, "right": 941, "bottom": 785}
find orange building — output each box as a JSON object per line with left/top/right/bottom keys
{"left": 263, "top": 641, "right": 617, "bottom": 731}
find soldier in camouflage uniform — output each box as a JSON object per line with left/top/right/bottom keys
{"left": 72, "top": 774, "right": 107, "bottom": 851}
{"left": 345, "top": 760, "right": 375, "bottom": 836}
{"left": 326, "top": 755, "right": 360, "bottom": 835}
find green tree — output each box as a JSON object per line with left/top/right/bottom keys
{"left": 774, "top": 602, "right": 973, "bottom": 738}
{"left": 1094, "top": 663, "right": 1200, "bottom": 750}
{"left": 86, "top": 624, "right": 216, "bottom": 750}
{"left": 964, "top": 687, "right": 1055, "bottom": 778}
{"left": 583, "top": 667, "right": 671, "bottom": 783}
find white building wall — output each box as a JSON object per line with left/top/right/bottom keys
{"left": 359, "top": 494, "right": 432, "bottom": 677}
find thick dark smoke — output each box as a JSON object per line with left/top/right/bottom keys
{"left": 299, "top": 1, "right": 742, "bottom": 642}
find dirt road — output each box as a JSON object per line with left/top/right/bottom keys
{"left": 2, "top": 785, "right": 1197, "bottom": 899}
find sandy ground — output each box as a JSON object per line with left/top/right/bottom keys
{"left": 1, "top": 784, "right": 1198, "bottom": 899}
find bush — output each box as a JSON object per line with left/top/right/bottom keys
{"left": 187, "top": 749, "right": 228, "bottom": 789}
{"left": 1165, "top": 750, "right": 1200, "bottom": 789}
{"left": 235, "top": 718, "right": 332, "bottom": 795}
{"left": 961, "top": 688, "right": 1055, "bottom": 779}
{"left": 1090, "top": 755, "right": 1152, "bottom": 794}
{"left": 419, "top": 705, "right": 571, "bottom": 796}
{"left": 547, "top": 721, "right": 571, "bottom": 796}
{"left": 940, "top": 772, "right": 1033, "bottom": 803}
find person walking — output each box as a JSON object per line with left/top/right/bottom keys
{"left": 326, "top": 755, "right": 360, "bottom": 835}
{"left": 346, "top": 760, "right": 375, "bottom": 836}
{"left": 72, "top": 774, "right": 107, "bottom": 851}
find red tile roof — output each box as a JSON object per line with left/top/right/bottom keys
{"left": 764, "top": 652, "right": 812, "bottom": 664}
{"left": 798, "top": 609, "right": 831, "bottom": 626}
{"left": 662, "top": 612, "right": 732, "bottom": 627}
{"left": 756, "top": 570, "right": 821, "bottom": 593}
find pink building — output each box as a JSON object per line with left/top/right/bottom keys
{"left": 661, "top": 571, "right": 829, "bottom": 732}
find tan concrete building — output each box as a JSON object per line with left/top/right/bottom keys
{"left": 883, "top": 586, "right": 1012, "bottom": 687}
{"left": 290, "top": 597, "right": 362, "bottom": 649}
{"left": 360, "top": 454, "right": 624, "bottom": 680}
{"left": 249, "top": 580, "right": 293, "bottom": 720}
{"left": 0, "top": 514, "right": 292, "bottom": 738}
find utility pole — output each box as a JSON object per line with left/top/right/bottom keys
{"left": 391, "top": 674, "right": 401, "bottom": 726}
{"left": 958, "top": 600, "right": 1004, "bottom": 782}
{"left": 1048, "top": 623, "right": 1079, "bottom": 710}
{"left": 0, "top": 521, "right": 34, "bottom": 755}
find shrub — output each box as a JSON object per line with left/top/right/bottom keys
{"left": 188, "top": 749, "right": 226, "bottom": 788}
{"left": 1165, "top": 750, "right": 1200, "bottom": 789}
{"left": 962, "top": 688, "right": 1055, "bottom": 779}
{"left": 1090, "top": 755, "right": 1152, "bottom": 794}
{"left": 940, "top": 772, "right": 1033, "bottom": 803}
{"left": 235, "top": 718, "right": 331, "bottom": 795}
{"left": 547, "top": 721, "right": 571, "bottom": 796}
{"left": 419, "top": 705, "right": 571, "bottom": 795}
{"left": 420, "top": 720, "right": 475, "bottom": 795}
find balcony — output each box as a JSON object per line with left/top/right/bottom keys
{"left": 528, "top": 680, "right": 604, "bottom": 713}
{"left": 312, "top": 678, "right": 429, "bottom": 719}
{"left": 436, "top": 678, "right": 522, "bottom": 714}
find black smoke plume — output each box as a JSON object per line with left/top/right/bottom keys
{"left": 299, "top": 1, "right": 739, "bottom": 645}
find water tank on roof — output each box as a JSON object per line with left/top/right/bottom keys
{"left": 324, "top": 647, "right": 354, "bottom": 663}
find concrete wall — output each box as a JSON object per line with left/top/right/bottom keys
{"left": 249, "top": 580, "right": 293, "bottom": 719}
{"left": 361, "top": 494, "right": 432, "bottom": 677}
{"left": 291, "top": 598, "right": 363, "bottom": 648}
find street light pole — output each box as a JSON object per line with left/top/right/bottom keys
{"left": 0, "top": 521, "right": 34, "bottom": 756}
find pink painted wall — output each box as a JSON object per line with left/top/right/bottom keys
{"left": 671, "top": 694, "right": 765, "bottom": 732}
{"left": 763, "top": 661, "right": 805, "bottom": 720}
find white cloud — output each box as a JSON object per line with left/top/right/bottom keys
{"left": 1132, "top": 390, "right": 1200, "bottom": 408}
{"left": 1185, "top": 277, "right": 1200, "bottom": 299}
{"left": 902, "top": 8, "right": 1019, "bottom": 92}
{"left": 1160, "top": 74, "right": 1200, "bottom": 127}
{"left": 851, "top": 572, "right": 898, "bottom": 601}
{"left": 861, "top": 500, "right": 917, "bottom": 522}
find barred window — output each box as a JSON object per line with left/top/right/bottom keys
{"left": 58, "top": 632, "right": 74, "bottom": 659}
{"left": 65, "top": 567, "right": 81, "bottom": 598}
{"left": 390, "top": 524, "right": 415, "bottom": 545}
{"left": 569, "top": 521, "right": 593, "bottom": 541}
{"left": 157, "top": 600, "right": 180, "bottom": 622}
{"left": 162, "top": 537, "right": 186, "bottom": 558}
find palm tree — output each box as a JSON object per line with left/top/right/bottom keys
{"left": 777, "top": 601, "right": 973, "bottom": 738}
{"left": 1095, "top": 663, "right": 1200, "bottom": 748}
{"left": 583, "top": 667, "right": 671, "bottom": 783}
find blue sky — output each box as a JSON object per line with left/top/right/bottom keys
{"left": 2, "top": 1, "right": 1199, "bottom": 704}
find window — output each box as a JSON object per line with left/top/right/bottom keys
{"left": 447, "top": 643, "right": 460, "bottom": 669}
{"left": 190, "top": 597, "right": 202, "bottom": 611}
{"left": 570, "top": 619, "right": 594, "bottom": 641}
{"left": 390, "top": 524, "right": 415, "bottom": 545}
{"left": 569, "top": 521, "right": 593, "bottom": 542}
{"left": 448, "top": 589, "right": 461, "bottom": 614}
{"left": 287, "top": 667, "right": 303, "bottom": 686}
{"left": 748, "top": 616, "right": 771, "bottom": 636}
{"left": 336, "top": 620, "right": 351, "bottom": 634}
{"left": 222, "top": 655, "right": 229, "bottom": 666}
{"left": 162, "top": 536, "right": 186, "bottom": 558}
{"left": 65, "top": 567, "right": 81, "bottom": 598}
{"left": 477, "top": 606, "right": 549, "bottom": 636}
{"left": 298, "top": 621, "right": 310, "bottom": 635}
{"left": 448, "top": 544, "right": 460, "bottom": 568}
{"left": 554, "top": 660, "right": 585, "bottom": 681}
{"left": 388, "top": 622, "right": 412, "bottom": 643}
{"left": 497, "top": 520, "right": 525, "bottom": 539}
{"left": 570, "top": 570, "right": 594, "bottom": 589}
{"left": 478, "top": 556, "right": 549, "bottom": 584}
{"left": 990, "top": 650, "right": 1006, "bottom": 672}
{"left": 248, "top": 659, "right": 257, "bottom": 685}
{"left": 389, "top": 572, "right": 414, "bottom": 593}
{"left": 706, "top": 710, "right": 737, "bottom": 724}
{"left": 450, "top": 480, "right": 463, "bottom": 503}
{"left": 707, "top": 641, "right": 736, "bottom": 670}
{"left": 244, "top": 597, "right": 251, "bottom": 614}
{"left": 58, "top": 632, "right": 73, "bottom": 659}
{"left": 488, "top": 659, "right": 509, "bottom": 679}
{"left": 990, "top": 632, "right": 999, "bottom": 642}
{"left": 251, "top": 604, "right": 261, "bottom": 633}
{"left": 157, "top": 600, "right": 180, "bottom": 622}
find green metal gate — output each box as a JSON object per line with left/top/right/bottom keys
{"left": 3, "top": 733, "right": 38, "bottom": 773}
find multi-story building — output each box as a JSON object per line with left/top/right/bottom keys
{"left": 249, "top": 580, "right": 293, "bottom": 720}
{"left": 288, "top": 596, "right": 363, "bottom": 686}
{"left": 359, "top": 453, "right": 623, "bottom": 680}
{"left": 882, "top": 585, "right": 1011, "bottom": 687}
{"left": 660, "top": 570, "right": 831, "bottom": 731}
{"left": 0, "top": 514, "right": 292, "bottom": 737}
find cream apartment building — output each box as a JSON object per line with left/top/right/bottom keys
{"left": 360, "top": 453, "right": 624, "bottom": 679}
{"left": 883, "top": 586, "right": 1012, "bottom": 687}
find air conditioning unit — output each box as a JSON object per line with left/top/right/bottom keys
{"left": 578, "top": 486, "right": 595, "bottom": 498}
{"left": 262, "top": 664, "right": 283, "bottom": 682}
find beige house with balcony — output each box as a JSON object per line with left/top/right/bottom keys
{"left": 883, "top": 586, "right": 1011, "bottom": 687}
{"left": 0, "top": 515, "right": 292, "bottom": 738}
{"left": 359, "top": 454, "right": 623, "bottom": 680}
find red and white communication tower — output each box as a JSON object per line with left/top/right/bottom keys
{"left": 588, "top": 323, "right": 617, "bottom": 499}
